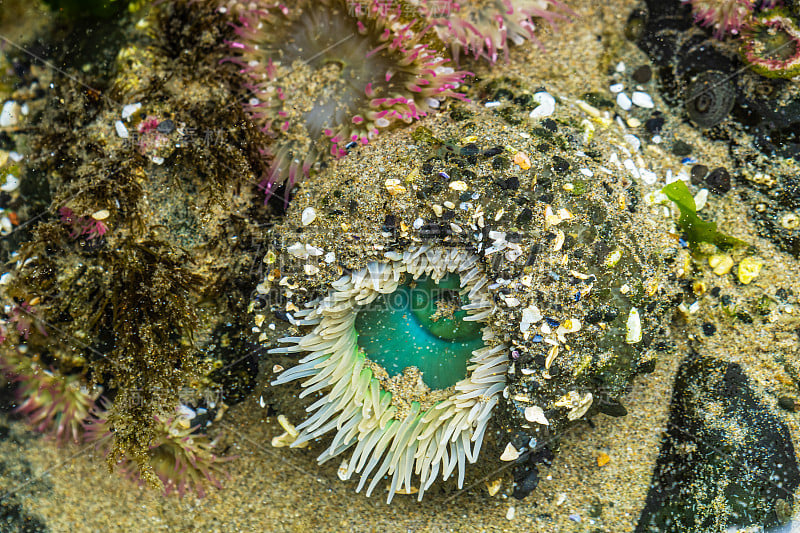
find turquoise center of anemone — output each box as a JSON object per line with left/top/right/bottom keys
{"left": 354, "top": 274, "right": 483, "bottom": 390}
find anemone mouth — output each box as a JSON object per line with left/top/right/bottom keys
{"left": 270, "top": 245, "right": 507, "bottom": 502}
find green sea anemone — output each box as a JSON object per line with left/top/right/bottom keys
{"left": 270, "top": 245, "right": 507, "bottom": 502}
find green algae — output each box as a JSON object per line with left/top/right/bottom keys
{"left": 662, "top": 180, "right": 747, "bottom": 250}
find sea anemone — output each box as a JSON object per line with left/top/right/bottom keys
{"left": 1, "top": 352, "right": 100, "bottom": 444}
{"left": 85, "top": 404, "right": 230, "bottom": 498}
{"left": 270, "top": 245, "right": 507, "bottom": 502}
{"left": 682, "top": 0, "right": 759, "bottom": 38}
{"left": 740, "top": 8, "right": 800, "bottom": 78}
{"left": 228, "top": 0, "right": 469, "bottom": 200}
{"left": 415, "top": 0, "right": 576, "bottom": 63}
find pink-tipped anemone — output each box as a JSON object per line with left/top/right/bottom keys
{"left": 226, "top": 0, "right": 470, "bottom": 202}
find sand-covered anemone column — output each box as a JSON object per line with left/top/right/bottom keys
{"left": 740, "top": 8, "right": 800, "bottom": 78}
{"left": 228, "top": 0, "right": 470, "bottom": 199}
{"left": 414, "top": 0, "right": 576, "bottom": 63}
{"left": 270, "top": 245, "right": 507, "bottom": 502}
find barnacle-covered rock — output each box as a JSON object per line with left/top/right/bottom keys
{"left": 260, "top": 78, "right": 678, "bottom": 500}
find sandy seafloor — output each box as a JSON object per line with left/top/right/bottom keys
{"left": 1, "top": 0, "right": 800, "bottom": 531}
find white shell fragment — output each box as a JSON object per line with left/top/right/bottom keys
{"left": 520, "top": 304, "right": 543, "bottom": 332}
{"left": 301, "top": 207, "right": 317, "bottom": 226}
{"left": 0, "top": 101, "right": 20, "bottom": 127}
{"left": 616, "top": 92, "right": 632, "bottom": 111}
{"left": 114, "top": 120, "right": 129, "bottom": 139}
{"left": 524, "top": 406, "right": 549, "bottom": 426}
{"left": 121, "top": 102, "right": 142, "bottom": 120}
{"left": 625, "top": 307, "right": 642, "bottom": 344}
{"left": 529, "top": 91, "right": 555, "bottom": 119}
{"left": 1, "top": 174, "right": 19, "bottom": 192}
{"left": 631, "top": 91, "right": 654, "bottom": 109}
{"left": 500, "top": 442, "right": 521, "bottom": 461}
{"left": 91, "top": 209, "right": 110, "bottom": 220}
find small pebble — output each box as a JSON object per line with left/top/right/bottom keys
{"left": 1, "top": 174, "right": 19, "bottom": 192}
{"left": 597, "top": 452, "right": 611, "bottom": 467}
{"left": 615, "top": 61, "right": 626, "bottom": 73}
{"left": 631, "top": 91, "right": 654, "bottom": 108}
{"left": 779, "top": 397, "right": 798, "bottom": 412}
{"left": 529, "top": 91, "right": 556, "bottom": 119}
{"left": 121, "top": 102, "right": 141, "bottom": 120}
{"left": 632, "top": 65, "right": 652, "bottom": 83}
{"left": 737, "top": 257, "right": 762, "bottom": 284}
{"left": 156, "top": 119, "right": 175, "bottom": 134}
{"left": 0, "top": 101, "right": 20, "bottom": 127}
{"left": 645, "top": 116, "right": 665, "bottom": 134}
{"left": 623, "top": 134, "right": 641, "bottom": 152}
{"left": 609, "top": 83, "right": 624, "bottom": 93}
{"left": 706, "top": 167, "right": 731, "bottom": 194}
{"left": 691, "top": 164, "right": 708, "bottom": 184}
{"left": 506, "top": 506, "right": 516, "bottom": 521}
{"left": 671, "top": 140, "right": 692, "bottom": 156}
{"left": 616, "top": 92, "right": 632, "bottom": 111}
{"left": 114, "top": 120, "right": 129, "bottom": 139}
{"left": 513, "top": 151, "right": 531, "bottom": 170}
{"left": 702, "top": 323, "right": 716, "bottom": 336}
{"left": 568, "top": 514, "right": 582, "bottom": 523}
{"left": 301, "top": 207, "right": 317, "bottom": 226}
{"left": 694, "top": 188, "right": 709, "bottom": 211}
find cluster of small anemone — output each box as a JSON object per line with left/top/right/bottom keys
{"left": 225, "top": 0, "right": 571, "bottom": 198}
{"left": 270, "top": 245, "right": 507, "bottom": 502}
{"left": 0, "top": 339, "right": 227, "bottom": 498}
{"left": 682, "top": 0, "right": 800, "bottom": 77}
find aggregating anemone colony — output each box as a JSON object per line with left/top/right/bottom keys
{"left": 0, "top": 0, "right": 267, "bottom": 496}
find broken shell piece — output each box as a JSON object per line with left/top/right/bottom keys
{"left": 553, "top": 229, "right": 565, "bottom": 251}
{"left": 486, "top": 478, "right": 503, "bottom": 496}
{"left": 567, "top": 392, "right": 593, "bottom": 421}
{"left": 556, "top": 319, "right": 581, "bottom": 335}
{"left": 545, "top": 346, "right": 559, "bottom": 369}
{"left": 385, "top": 178, "right": 406, "bottom": 195}
{"left": 554, "top": 391, "right": 594, "bottom": 421}
{"left": 301, "top": 207, "right": 317, "bottom": 226}
{"left": 520, "top": 304, "right": 543, "bottom": 332}
{"left": 524, "top": 405, "right": 549, "bottom": 425}
{"left": 625, "top": 307, "right": 642, "bottom": 344}
{"left": 500, "top": 442, "right": 521, "bottom": 461}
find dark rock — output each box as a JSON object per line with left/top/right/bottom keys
{"left": 778, "top": 397, "right": 798, "bottom": 412}
{"left": 156, "top": 119, "right": 175, "bottom": 134}
{"left": 551, "top": 155, "right": 570, "bottom": 173}
{"left": 671, "top": 140, "right": 692, "bottom": 156}
{"left": 645, "top": 116, "right": 665, "bottom": 135}
{"left": 636, "top": 355, "right": 800, "bottom": 532}
{"left": 706, "top": 167, "right": 732, "bottom": 194}
{"left": 690, "top": 164, "right": 708, "bottom": 184}
{"left": 632, "top": 65, "right": 652, "bottom": 83}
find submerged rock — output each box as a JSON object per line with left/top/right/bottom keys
{"left": 636, "top": 355, "right": 800, "bottom": 532}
